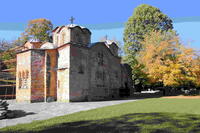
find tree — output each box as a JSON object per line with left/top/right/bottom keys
{"left": 0, "top": 40, "right": 15, "bottom": 70}
{"left": 191, "top": 56, "right": 200, "bottom": 87}
{"left": 122, "top": 54, "right": 148, "bottom": 91}
{"left": 123, "top": 4, "right": 173, "bottom": 55}
{"left": 0, "top": 40, "right": 13, "bottom": 52}
{"left": 177, "top": 47, "right": 200, "bottom": 87}
{"left": 17, "top": 18, "right": 53, "bottom": 44}
{"left": 123, "top": 4, "right": 174, "bottom": 90}
{"left": 138, "top": 30, "right": 200, "bottom": 88}
{"left": 0, "top": 19, "right": 53, "bottom": 85}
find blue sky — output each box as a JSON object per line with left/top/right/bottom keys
{"left": 0, "top": 0, "right": 199, "bottom": 24}
{"left": 0, "top": 0, "right": 199, "bottom": 49}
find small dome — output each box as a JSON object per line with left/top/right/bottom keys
{"left": 67, "top": 24, "right": 86, "bottom": 29}
{"left": 41, "top": 42, "right": 57, "bottom": 49}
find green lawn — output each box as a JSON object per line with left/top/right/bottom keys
{"left": 2, "top": 98, "right": 200, "bottom": 133}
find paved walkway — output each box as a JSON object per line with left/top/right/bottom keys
{"left": 0, "top": 99, "right": 137, "bottom": 128}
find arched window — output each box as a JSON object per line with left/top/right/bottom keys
{"left": 19, "top": 70, "right": 28, "bottom": 89}
{"left": 97, "top": 52, "right": 104, "bottom": 66}
{"left": 18, "top": 71, "right": 22, "bottom": 79}
{"left": 25, "top": 70, "right": 29, "bottom": 79}
{"left": 56, "top": 36, "right": 59, "bottom": 44}
{"left": 18, "top": 72, "right": 22, "bottom": 89}
{"left": 78, "top": 65, "right": 84, "bottom": 74}
{"left": 23, "top": 70, "right": 28, "bottom": 89}
{"left": 77, "top": 34, "right": 82, "bottom": 43}
{"left": 22, "top": 71, "right": 25, "bottom": 79}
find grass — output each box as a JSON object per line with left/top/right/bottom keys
{"left": 2, "top": 98, "right": 200, "bottom": 133}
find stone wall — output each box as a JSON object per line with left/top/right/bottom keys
{"left": 88, "top": 43, "right": 122, "bottom": 100}
{"left": 31, "top": 50, "right": 45, "bottom": 102}
{"left": 69, "top": 45, "right": 89, "bottom": 101}
{"left": 67, "top": 43, "right": 132, "bottom": 101}
{"left": 45, "top": 49, "right": 57, "bottom": 102}
{"left": 57, "top": 45, "right": 70, "bottom": 102}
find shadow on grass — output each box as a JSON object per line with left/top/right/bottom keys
{"left": 33, "top": 112, "right": 200, "bottom": 133}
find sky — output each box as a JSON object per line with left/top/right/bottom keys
{"left": 0, "top": 0, "right": 199, "bottom": 49}
{"left": 0, "top": 0, "right": 199, "bottom": 24}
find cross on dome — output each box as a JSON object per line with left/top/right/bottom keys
{"left": 69, "top": 16, "right": 75, "bottom": 24}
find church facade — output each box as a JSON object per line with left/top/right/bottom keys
{"left": 16, "top": 24, "right": 133, "bottom": 103}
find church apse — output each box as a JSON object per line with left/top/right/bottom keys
{"left": 16, "top": 49, "right": 46, "bottom": 102}
{"left": 16, "top": 51, "right": 32, "bottom": 102}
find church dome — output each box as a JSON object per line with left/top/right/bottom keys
{"left": 40, "top": 42, "right": 57, "bottom": 49}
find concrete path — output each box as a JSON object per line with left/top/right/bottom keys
{"left": 0, "top": 99, "right": 137, "bottom": 128}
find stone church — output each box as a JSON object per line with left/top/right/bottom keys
{"left": 16, "top": 24, "right": 133, "bottom": 103}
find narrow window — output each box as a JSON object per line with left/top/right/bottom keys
{"left": 96, "top": 71, "right": 100, "bottom": 79}
{"left": 97, "top": 52, "right": 104, "bottom": 66}
{"left": 18, "top": 72, "right": 22, "bottom": 89}
{"left": 78, "top": 65, "right": 84, "bottom": 74}
{"left": 56, "top": 36, "right": 59, "bottom": 44}
{"left": 102, "top": 71, "right": 105, "bottom": 81}
{"left": 115, "top": 71, "right": 118, "bottom": 78}
{"left": 20, "top": 70, "right": 29, "bottom": 89}
{"left": 61, "top": 33, "right": 66, "bottom": 44}
{"left": 58, "top": 80, "right": 60, "bottom": 88}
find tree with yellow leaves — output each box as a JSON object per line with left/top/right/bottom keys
{"left": 138, "top": 30, "right": 200, "bottom": 88}
{"left": 14, "top": 18, "right": 53, "bottom": 46}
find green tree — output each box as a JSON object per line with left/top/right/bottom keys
{"left": 0, "top": 40, "right": 15, "bottom": 69}
{"left": 123, "top": 4, "right": 174, "bottom": 91}
{"left": 17, "top": 18, "right": 53, "bottom": 44}
{"left": 123, "top": 4, "right": 173, "bottom": 55}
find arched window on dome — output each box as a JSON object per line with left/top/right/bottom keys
{"left": 61, "top": 32, "right": 66, "bottom": 45}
